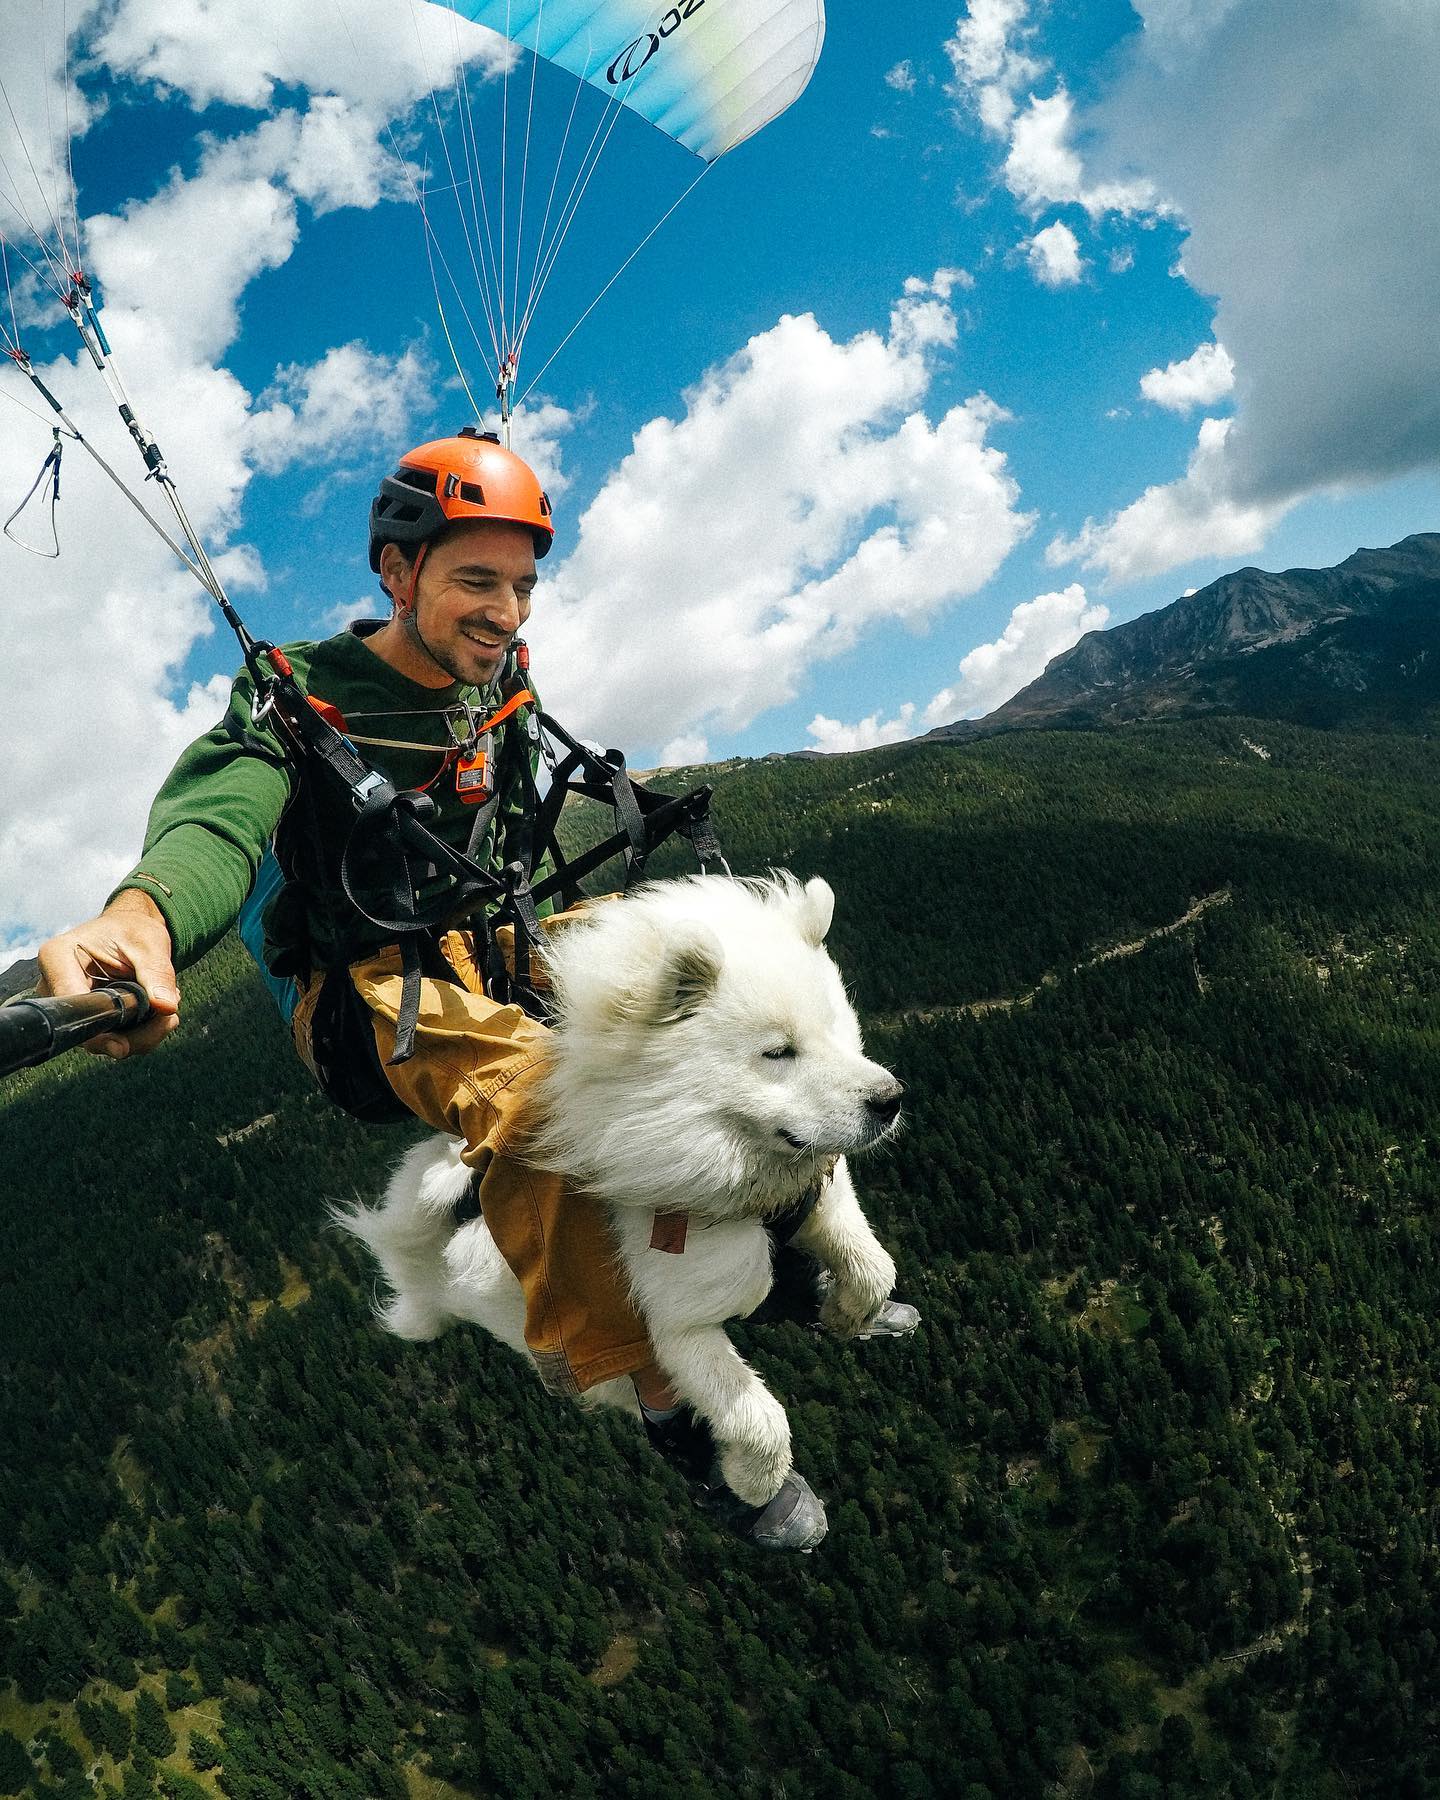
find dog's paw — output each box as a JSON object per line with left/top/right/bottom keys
{"left": 818, "top": 1248, "right": 898, "bottom": 1339}
{"left": 715, "top": 1392, "right": 792, "bottom": 1507}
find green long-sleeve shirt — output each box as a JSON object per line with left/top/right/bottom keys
{"left": 112, "top": 622, "right": 551, "bottom": 973}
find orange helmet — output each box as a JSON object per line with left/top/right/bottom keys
{"left": 368, "top": 426, "right": 554, "bottom": 573}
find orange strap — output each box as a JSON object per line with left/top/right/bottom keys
{"left": 478, "top": 686, "right": 534, "bottom": 734}
{"left": 412, "top": 686, "right": 536, "bottom": 794}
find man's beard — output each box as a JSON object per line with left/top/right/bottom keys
{"left": 402, "top": 608, "right": 500, "bottom": 689}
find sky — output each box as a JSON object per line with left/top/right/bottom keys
{"left": 1, "top": 0, "right": 1438, "bottom": 961}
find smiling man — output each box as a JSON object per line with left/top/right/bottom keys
{"left": 34, "top": 433, "right": 695, "bottom": 1436}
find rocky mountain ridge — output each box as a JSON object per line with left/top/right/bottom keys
{"left": 929, "top": 531, "right": 1440, "bottom": 738}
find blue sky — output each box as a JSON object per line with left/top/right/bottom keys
{"left": 1, "top": 0, "right": 1438, "bottom": 946}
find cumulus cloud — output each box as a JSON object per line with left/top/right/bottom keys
{"left": 657, "top": 732, "right": 709, "bottom": 768}
{"left": 922, "top": 583, "right": 1108, "bottom": 723}
{"left": 946, "top": 0, "right": 1045, "bottom": 136}
{"left": 806, "top": 706, "right": 917, "bottom": 754}
{"left": 1002, "top": 88, "right": 1156, "bottom": 218}
{"left": 1022, "top": 219, "right": 1084, "bottom": 287}
{"left": 94, "top": 0, "right": 512, "bottom": 115}
{"left": 1047, "top": 417, "right": 1289, "bottom": 585}
{"left": 249, "top": 343, "right": 433, "bottom": 473}
{"left": 885, "top": 60, "right": 918, "bottom": 93}
{"left": 946, "top": 3, "right": 1156, "bottom": 216}
{"left": 1100, "top": 0, "right": 1440, "bottom": 506}
{"left": 1139, "top": 339, "right": 1235, "bottom": 413}
{"left": 528, "top": 274, "right": 1032, "bottom": 758}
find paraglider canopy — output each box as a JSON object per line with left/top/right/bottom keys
{"left": 453, "top": 0, "right": 826, "bottom": 162}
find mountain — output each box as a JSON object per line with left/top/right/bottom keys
{"left": 930, "top": 531, "right": 1440, "bottom": 737}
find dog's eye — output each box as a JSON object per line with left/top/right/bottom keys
{"left": 762, "top": 1045, "right": 797, "bottom": 1061}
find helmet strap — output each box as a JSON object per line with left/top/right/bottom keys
{"left": 401, "top": 541, "right": 430, "bottom": 613}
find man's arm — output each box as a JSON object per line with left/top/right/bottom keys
{"left": 35, "top": 664, "right": 294, "bottom": 1058}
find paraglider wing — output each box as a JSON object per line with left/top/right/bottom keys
{"left": 446, "top": 0, "right": 826, "bottom": 161}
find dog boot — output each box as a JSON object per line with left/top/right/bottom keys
{"left": 707, "top": 1471, "right": 829, "bottom": 1553}
{"left": 857, "top": 1298, "right": 922, "bottom": 1339}
{"left": 815, "top": 1270, "right": 922, "bottom": 1340}
{"left": 641, "top": 1404, "right": 828, "bottom": 1552}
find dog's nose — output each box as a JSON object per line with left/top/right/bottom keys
{"left": 866, "top": 1081, "right": 904, "bottom": 1126}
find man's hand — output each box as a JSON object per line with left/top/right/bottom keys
{"left": 36, "top": 890, "right": 180, "bottom": 1059}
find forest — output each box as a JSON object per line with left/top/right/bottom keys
{"left": 3, "top": 713, "right": 1440, "bottom": 1797}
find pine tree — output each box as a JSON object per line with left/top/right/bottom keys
{"left": 134, "top": 1691, "right": 176, "bottom": 1759}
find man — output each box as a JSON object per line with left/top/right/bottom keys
{"left": 35, "top": 429, "right": 853, "bottom": 1550}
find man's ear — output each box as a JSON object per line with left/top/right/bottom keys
{"left": 378, "top": 541, "right": 411, "bottom": 608}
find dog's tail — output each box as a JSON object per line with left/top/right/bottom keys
{"left": 329, "top": 1134, "right": 473, "bottom": 1341}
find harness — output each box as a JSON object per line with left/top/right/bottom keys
{"left": 241, "top": 632, "right": 728, "bottom": 1117}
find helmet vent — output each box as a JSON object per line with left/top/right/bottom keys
{"left": 459, "top": 480, "right": 487, "bottom": 505}
{"left": 394, "top": 466, "right": 438, "bottom": 495}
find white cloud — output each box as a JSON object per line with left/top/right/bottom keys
{"left": 249, "top": 342, "right": 433, "bottom": 473}
{"left": 1047, "top": 417, "right": 1290, "bottom": 585}
{"left": 1003, "top": 87, "right": 1156, "bottom": 218}
{"left": 806, "top": 706, "right": 916, "bottom": 754}
{"left": 1022, "top": 220, "right": 1084, "bottom": 287}
{"left": 1139, "top": 340, "right": 1235, "bottom": 413}
{"left": 0, "top": 941, "right": 38, "bottom": 976}
{"left": 922, "top": 583, "right": 1108, "bottom": 723}
{"left": 528, "top": 275, "right": 1032, "bottom": 758}
{"left": 94, "top": 0, "right": 513, "bottom": 115}
{"left": 321, "top": 595, "right": 379, "bottom": 634}
{"left": 657, "top": 732, "right": 709, "bottom": 768}
{"left": 1108, "top": 244, "right": 1135, "bottom": 274}
{"left": 511, "top": 399, "right": 576, "bottom": 501}
{"left": 885, "top": 60, "right": 917, "bottom": 93}
{"left": 905, "top": 266, "right": 973, "bottom": 301}
{"left": 947, "top": 5, "right": 1157, "bottom": 216}
{"left": 946, "top": 0, "right": 1045, "bottom": 135}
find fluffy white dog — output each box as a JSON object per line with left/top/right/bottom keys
{"left": 336, "top": 874, "right": 907, "bottom": 1546}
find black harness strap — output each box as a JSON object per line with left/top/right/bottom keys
{"left": 247, "top": 639, "right": 729, "bottom": 1075}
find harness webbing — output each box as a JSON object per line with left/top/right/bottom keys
{"left": 249, "top": 638, "right": 726, "bottom": 1065}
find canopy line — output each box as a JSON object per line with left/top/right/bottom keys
{"left": 518, "top": 160, "right": 711, "bottom": 407}
{"left": 2, "top": 426, "right": 64, "bottom": 558}
{"left": 4, "top": 345, "right": 211, "bottom": 591}
{"left": 410, "top": 0, "right": 503, "bottom": 374}
{"left": 510, "top": 0, "right": 545, "bottom": 336}
{"left": 449, "top": 22, "right": 506, "bottom": 366}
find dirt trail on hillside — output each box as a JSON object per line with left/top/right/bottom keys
{"left": 879, "top": 888, "right": 1232, "bottom": 1029}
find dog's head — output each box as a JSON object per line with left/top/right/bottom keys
{"left": 534, "top": 874, "right": 903, "bottom": 1214}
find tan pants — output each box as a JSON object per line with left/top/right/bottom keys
{"left": 293, "top": 927, "right": 653, "bottom": 1396}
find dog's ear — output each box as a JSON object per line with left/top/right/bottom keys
{"left": 793, "top": 877, "right": 835, "bottom": 947}
{"left": 607, "top": 919, "right": 724, "bottom": 1025}
{"left": 653, "top": 922, "right": 725, "bottom": 1022}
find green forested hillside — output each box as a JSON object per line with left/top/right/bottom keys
{"left": 4, "top": 716, "right": 1440, "bottom": 1798}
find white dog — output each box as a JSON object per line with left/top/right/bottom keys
{"left": 335, "top": 874, "right": 908, "bottom": 1547}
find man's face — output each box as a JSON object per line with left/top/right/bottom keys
{"left": 393, "top": 518, "right": 538, "bottom": 686}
